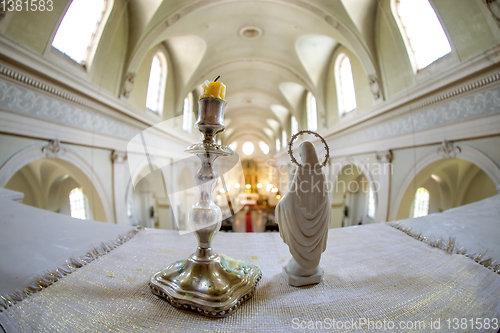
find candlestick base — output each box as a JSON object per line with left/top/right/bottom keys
{"left": 150, "top": 252, "right": 261, "bottom": 317}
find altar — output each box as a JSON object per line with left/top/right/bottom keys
{"left": 1, "top": 193, "right": 499, "bottom": 332}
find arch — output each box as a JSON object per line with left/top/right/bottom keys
{"left": 330, "top": 157, "right": 378, "bottom": 227}
{"left": 389, "top": 145, "right": 500, "bottom": 221}
{"left": 128, "top": 165, "right": 161, "bottom": 228}
{"left": 125, "top": 154, "right": 196, "bottom": 205}
{"left": 0, "top": 142, "right": 113, "bottom": 223}
{"left": 125, "top": 156, "right": 177, "bottom": 228}
{"left": 126, "top": 154, "right": 167, "bottom": 196}
{"left": 295, "top": 34, "right": 337, "bottom": 86}
{"left": 331, "top": 157, "right": 377, "bottom": 191}
{"left": 270, "top": 104, "right": 291, "bottom": 128}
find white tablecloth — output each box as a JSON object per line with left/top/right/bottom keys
{"left": 0, "top": 199, "right": 134, "bottom": 296}
{"left": 1, "top": 223, "right": 499, "bottom": 332}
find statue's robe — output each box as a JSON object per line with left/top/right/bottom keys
{"left": 276, "top": 141, "right": 330, "bottom": 270}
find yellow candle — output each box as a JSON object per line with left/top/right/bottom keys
{"left": 200, "top": 79, "right": 226, "bottom": 100}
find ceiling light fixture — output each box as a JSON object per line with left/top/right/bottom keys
{"left": 239, "top": 26, "right": 263, "bottom": 39}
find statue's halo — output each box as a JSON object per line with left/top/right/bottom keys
{"left": 288, "top": 130, "right": 330, "bottom": 168}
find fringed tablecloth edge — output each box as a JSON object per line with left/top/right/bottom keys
{"left": 0, "top": 226, "right": 144, "bottom": 311}
{"left": 387, "top": 221, "right": 500, "bottom": 274}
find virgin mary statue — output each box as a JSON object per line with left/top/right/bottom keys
{"left": 276, "top": 141, "right": 330, "bottom": 286}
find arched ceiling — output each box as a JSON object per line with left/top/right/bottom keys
{"left": 125, "top": 0, "right": 380, "bottom": 156}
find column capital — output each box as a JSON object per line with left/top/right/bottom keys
{"left": 376, "top": 150, "right": 393, "bottom": 163}
{"left": 121, "top": 72, "right": 135, "bottom": 98}
{"left": 112, "top": 150, "right": 127, "bottom": 163}
{"left": 438, "top": 140, "right": 461, "bottom": 158}
{"left": 42, "top": 139, "right": 65, "bottom": 158}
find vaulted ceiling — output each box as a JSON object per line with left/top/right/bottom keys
{"left": 126, "top": 0, "right": 379, "bottom": 157}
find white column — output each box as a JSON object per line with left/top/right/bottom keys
{"left": 375, "top": 150, "right": 392, "bottom": 222}
{"left": 112, "top": 151, "right": 129, "bottom": 225}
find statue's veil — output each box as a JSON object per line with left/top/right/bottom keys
{"left": 287, "top": 141, "right": 329, "bottom": 217}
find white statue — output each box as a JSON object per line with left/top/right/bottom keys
{"left": 276, "top": 140, "right": 330, "bottom": 286}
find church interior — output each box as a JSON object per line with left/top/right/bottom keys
{"left": 1, "top": 0, "right": 500, "bottom": 330}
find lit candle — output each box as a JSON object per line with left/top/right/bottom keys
{"left": 200, "top": 76, "right": 226, "bottom": 100}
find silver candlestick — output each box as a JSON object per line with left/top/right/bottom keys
{"left": 149, "top": 97, "right": 262, "bottom": 317}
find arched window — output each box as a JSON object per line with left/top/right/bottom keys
{"left": 259, "top": 141, "right": 270, "bottom": 155}
{"left": 291, "top": 116, "right": 298, "bottom": 134}
{"left": 367, "top": 188, "right": 376, "bottom": 219}
{"left": 182, "top": 92, "right": 193, "bottom": 132}
{"left": 282, "top": 130, "right": 287, "bottom": 149}
{"left": 306, "top": 92, "right": 318, "bottom": 131}
{"left": 146, "top": 53, "right": 167, "bottom": 113}
{"left": 335, "top": 54, "right": 357, "bottom": 115}
{"left": 276, "top": 138, "right": 281, "bottom": 152}
{"left": 412, "top": 187, "right": 430, "bottom": 218}
{"left": 242, "top": 142, "right": 254, "bottom": 156}
{"left": 69, "top": 188, "right": 89, "bottom": 219}
{"left": 52, "top": 0, "right": 110, "bottom": 66}
{"left": 393, "top": 0, "right": 451, "bottom": 71}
